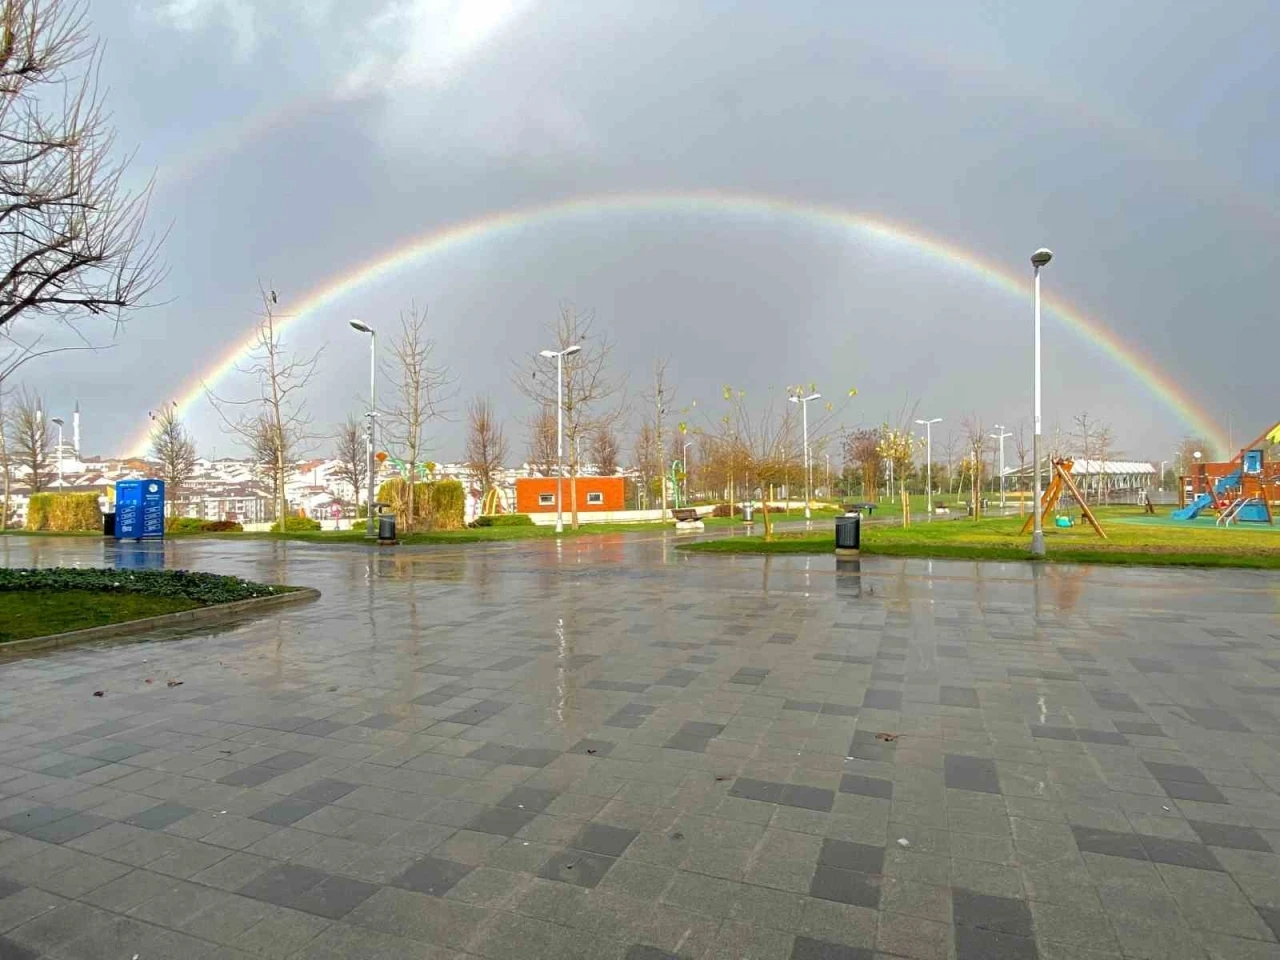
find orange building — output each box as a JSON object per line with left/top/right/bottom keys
{"left": 515, "top": 476, "right": 626, "bottom": 514}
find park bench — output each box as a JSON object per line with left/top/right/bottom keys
{"left": 843, "top": 502, "right": 876, "bottom": 516}
{"left": 672, "top": 508, "right": 700, "bottom": 522}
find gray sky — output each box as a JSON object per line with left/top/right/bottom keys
{"left": 21, "top": 0, "right": 1280, "bottom": 463}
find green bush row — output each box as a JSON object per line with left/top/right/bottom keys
{"left": 472, "top": 514, "right": 534, "bottom": 527}
{"left": 0, "top": 568, "right": 286, "bottom": 603}
{"left": 166, "top": 518, "right": 244, "bottom": 533}
{"left": 27, "top": 493, "right": 101, "bottom": 531}
{"left": 270, "top": 516, "right": 321, "bottom": 533}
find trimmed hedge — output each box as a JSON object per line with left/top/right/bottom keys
{"left": 26, "top": 493, "right": 102, "bottom": 532}
{"left": 270, "top": 516, "right": 321, "bottom": 533}
{"left": 377, "top": 478, "right": 465, "bottom": 530}
{"left": 473, "top": 513, "right": 534, "bottom": 527}
{"left": 0, "top": 567, "right": 286, "bottom": 604}
{"left": 430, "top": 480, "right": 465, "bottom": 530}
{"left": 167, "top": 517, "right": 244, "bottom": 533}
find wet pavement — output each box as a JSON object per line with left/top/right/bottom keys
{"left": 1, "top": 533, "right": 1279, "bottom": 960}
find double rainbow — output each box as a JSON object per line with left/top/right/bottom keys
{"left": 124, "top": 190, "right": 1227, "bottom": 456}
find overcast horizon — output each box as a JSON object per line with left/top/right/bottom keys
{"left": 10, "top": 0, "right": 1278, "bottom": 464}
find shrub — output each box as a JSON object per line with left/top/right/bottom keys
{"left": 204, "top": 520, "right": 244, "bottom": 532}
{"left": 167, "top": 517, "right": 244, "bottom": 533}
{"left": 430, "top": 480, "right": 465, "bottom": 530}
{"left": 27, "top": 493, "right": 102, "bottom": 531}
{"left": 270, "top": 516, "right": 321, "bottom": 533}
{"left": 0, "top": 567, "right": 288, "bottom": 603}
{"left": 473, "top": 513, "right": 534, "bottom": 527}
{"left": 377, "top": 478, "right": 465, "bottom": 530}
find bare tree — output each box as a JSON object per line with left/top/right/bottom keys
{"left": 717, "top": 386, "right": 798, "bottom": 540}
{"left": 148, "top": 402, "right": 196, "bottom": 503}
{"left": 640, "top": 359, "right": 675, "bottom": 518}
{"left": 515, "top": 303, "right": 623, "bottom": 528}
{"left": 632, "top": 420, "right": 658, "bottom": 505}
{"left": 589, "top": 424, "right": 619, "bottom": 476}
{"left": 332, "top": 415, "right": 367, "bottom": 511}
{"left": 209, "top": 287, "right": 321, "bottom": 526}
{"left": 842, "top": 428, "right": 879, "bottom": 500}
{"left": 0, "top": 383, "right": 10, "bottom": 527}
{"left": 9, "top": 386, "right": 48, "bottom": 493}
{"left": 1012, "top": 421, "right": 1029, "bottom": 511}
{"left": 961, "top": 414, "right": 986, "bottom": 519}
{"left": 0, "top": 0, "right": 163, "bottom": 341}
{"left": 466, "top": 394, "right": 508, "bottom": 496}
{"left": 938, "top": 428, "right": 961, "bottom": 495}
{"left": 527, "top": 405, "right": 557, "bottom": 477}
{"left": 383, "top": 302, "right": 451, "bottom": 532}
{"left": 1071, "top": 411, "right": 1111, "bottom": 504}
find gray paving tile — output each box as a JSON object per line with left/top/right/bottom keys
{"left": 790, "top": 935, "right": 873, "bottom": 959}
{"left": 391, "top": 855, "right": 473, "bottom": 896}
{"left": 123, "top": 803, "right": 195, "bottom": 831}
{"left": 573, "top": 823, "right": 638, "bottom": 857}
{"left": 291, "top": 779, "right": 358, "bottom": 804}
{"left": 945, "top": 754, "right": 1001, "bottom": 794}
{"left": 1188, "top": 820, "right": 1273, "bottom": 852}
{"left": 954, "top": 924, "right": 1039, "bottom": 960}
{"left": 940, "top": 686, "right": 979, "bottom": 708}
{"left": 1138, "top": 834, "right": 1223, "bottom": 871}
{"left": 442, "top": 700, "right": 510, "bottom": 725}
{"left": 538, "top": 849, "right": 616, "bottom": 887}
{"left": 818, "top": 839, "right": 884, "bottom": 874}
{"left": 953, "top": 889, "right": 1034, "bottom": 936}
{"left": 25, "top": 813, "right": 111, "bottom": 844}
{"left": 838, "top": 774, "right": 892, "bottom": 799}
{"left": 287, "top": 874, "right": 380, "bottom": 919}
{"left": 626, "top": 945, "right": 681, "bottom": 960}
{"left": 0, "top": 879, "right": 24, "bottom": 900}
{"left": 238, "top": 863, "right": 327, "bottom": 905}
{"left": 862, "top": 689, "right": 902, "bottom": 710}
{"left": 498, "top": 786, "right": 560, "bottom": 813}
{"left": 0, "top": 936, "right": 38, "bottom": 960}
{"left": 808, "top": 864, "right": 880, "bottom": 907}
{"left": 568, "top": 739, "right": 614, "bottom": 757}
{"left": 465, "top": 806, "right": 537, "bottom": 837}
{"left": 250, "top": 798, "right": 324, "bottom": 826}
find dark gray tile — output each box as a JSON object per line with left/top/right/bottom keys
{"left": 940, "top": 686, "right": 979, "bottom": 708}
{"left": 295, "top": 719, "right": 348, "bottom": 737}
{"left": 358, "top": 713, "right": 401, "bottom": 730}
{"left": 509, "top": 747, "right": 561, "bottom": 768}
{"left": 78, "top": 741, "right": 149, "bottom": 762}
{"left": 0, "top": 936, "right": 38, "bottom": 960}
{"left": 292, "top": 779, "right": 358, "bottom": 804}
{"left": 814, "top": 654, "right": 873, "bottom": 665}
{"left": 217, "top": 765, "right": 280, "bottom": 787}
{"left": 1256, "top": 905, "right": 1280, "bottom": 942}
{"left": 26, "top": 812, "right": 111, "bottom": 843}
{"left": 1182, "top": 706, "right": 1250, "bottom": 732}
{"left": 1138, "top": 835, "right": 1223, "bottom": 871}
{"left": 790, "top": 935, "right": 873, "bottom": 960}
{"left": 862, "top": 689, "right": 902, "bottom": 710}
{"left": 42, "top": 756, "right": 108, "bottom": 778}
{"left": 680, "top": 721, "right": 725, "bottom": 738}
{"left": 250, "top": 798, "right": 324, "bottom": 826}
{"left": 626, "top": 946, "right": 681, "bottom": 960}
{"left": 539, "top": 849, "right": 616, "bottom": 888}
{"left": 838, "top": 774, "right": 893, "bottom": 800}
{"left": 1070, "top": 825, "right": 1146, "bottom": 861}
{"left": 468, "top": 743, "right": 521, "bottom": 764}
{"left": 573, "top": 823, "right": 638, "bottom": 857}
{"left": 820, "top": 703, "right": 859, "bottom": 717}
{"left": 442, "top": 700, "right": 510, "bottom": 725}
{"left": 288, "top": 875, "right": 380, "bottom": 919}
{"left": 808, "top": 865, "right": 880, "bottom": 908}
{"left": 818, "top": 839, "right": 884, "bottom": 874}
{"left": 124, "top": 803, "right": 196, "bottom": 831}
{"left": 0, "top": 805, "right": 78, "bottom": 834}
{"left": 780, "top": 784, "right": 835, "bottom": 812}
{"left": 938, "top": 645, "right": 968, "bottom": 658}
{"left": 0, "top": 878, "right": 25, "bottom": 899}
{"left": 1144, "top": 761, "right": 1209, "bottom": 784}
{"left": 1188, "top": 820, "right": 1272, "bottom": 852}
{"left": 1160, "top": 780, "right": 1229, "bottom": 804}
{"left": 260, "top": 751, "right": 315, "bottom": 771}
{"left": 239, "top": 863, "right": 327, "bottom": 905}
{"left": 1030, "top": 725, "right": 1078, "bottom": 741}
{"left": 954, "top": 925, "right": 1039, "bottom": 960}
{"left": 1113, "top": 720, "right": 1165, "bottom": 737}
{"left": 952, "top": 889, "right": 1034, "bottom": 936}
{"left": 663, "top": 732, "right": 710, "bottom": 753}
{"left": 569, "top": 739, "right": 614, "bottom": 757}
{"left": 1090, "top": 690, "right": 1142, "bottom": 712}
{"left": 730, "top": 778, "right": 784, "bottom": 804}
{"left": 1129, "top": 657, "right": 1173, "bottom": 673}
{"left": 1077, "top": 729, "right": 1129, "bottom": 745}
{"left": 768, "top": 632, "right": 797, "bottom": 645}
{"left": 784, "top": 700, "right": 823, "bottom": 713}
{"left": 605, "top": 704, "right": 655, "bottom": 728}
{"left": 486, "top": 656, "right": 534, "bottom": 672}
{"left": 465, "top": 807, "right": 537, "bottom": 837}
{"left": 945, "top": 754, "right": 1001, "bottom": 794}
{"left": 392, "top": 856, "right": 474, "bottom": 896}
{"left": 498, "top": 786, "right": 559, "bottom": 813}
{"left": 655, "top": 669, "right": 698, "bottom": 688}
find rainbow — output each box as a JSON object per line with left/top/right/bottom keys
{"left": 124, "top": 190, "right": 1229, "bottom": 456}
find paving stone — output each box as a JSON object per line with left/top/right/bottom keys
{"left": 465, "top": 806, "right": 537, "bottom": 837}
{"left": 945, "top": 755, "right": 1002, "bottom": 795}
{"left": 573, "top": 822, "right": 638, "bottom": 857}
{"left": 391, "top": 855, "right": 474, "bottom": 896}
{"left": 538, "top": 849, "right": 616, "bottom": 888}
{"left": 789, "top": 935, "right": 873, "bottom": 959}
{"left": 291, "top": 780, "right": 358, "bottom": 804}
{"left": 808, "top": 865, "right": 880, "bottom": 908}
{"left": 250, "top": 798, "right": 324, "bottom": 826}
{"left": 123, "top": 802, "right": 196, "bottom": 831}
{"left": 1187, "top": 820, "right": 1272, "bottom": 852}
{"left": 287, "top": 874, "right": 380, "bottom": 919}
{"left": 838, "top": 774, "right": 892, "bottom": 800}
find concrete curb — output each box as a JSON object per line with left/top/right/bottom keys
{"left": 0, "top": 587, "right": 321, "bottom": 657}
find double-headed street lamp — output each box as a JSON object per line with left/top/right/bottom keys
{"left": 990, "top": 424, "right": 1012, "bottom": 509}
{"left": 50, "top": 417, "right": 65, "bottom": 485}
{"left": 915, "top": 417, "right": 941, "bottom": 515}
{"left": 349, "top": 319, "right": 377, "bottom": 537}
{"left": 789, "top": 390, "right": 821, "bottom": 519}
{"left": 539, "top": 344, "right": 581, "bottom": 534}
{"left": 1030, "top": 247, "right": 1052, "bottom": 556}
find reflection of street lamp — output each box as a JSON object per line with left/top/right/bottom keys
{"left": 1159, "top": 460, "right": 1167, "bottom": 492}
{"left": 349, "top": 319, "right": 377, "bottom": 536}
{"left": 50, "top": 417, "right": 65, "bottom": 485}
{"left": 540, "top": 344, "right": 581, "bottom": 533}
{"left": 915, "top": 418, "right": 941, "bottom": 515}
{"left": 682, "top": 441, "right": 691, "bottom": 502}
{"left": 788, "top": 390, "right": 821, "bottom": 519}
{"left": 1030, "top": 247, "right": 1053, "bottom": 556}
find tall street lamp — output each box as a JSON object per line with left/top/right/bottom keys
{"left": 683, "top": 441, "right": 691, "bottom": 503}
{"left": 1159, "top": 460, "right": 1167, "bottom": 493}
{"left": 789, "top": 390, "right": 821, "bottom": 519}
{"left": 50, "top": 417, "right": 65, "bottom": 485}
{"left": 990, "top": 424, "right": 1012, "bottom": 509}
{"left": 540, "top": 344, "right": 581, "bottom": 533}
{"left": 915, "top": 418, "right": 941, "bottom": 515}
{"left": 1030, "top": 247, "right": 1052, "bottom": 556}
{"left": 349, "top": 319, "right": 377, "bottom": 537}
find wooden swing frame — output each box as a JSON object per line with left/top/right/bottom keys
{"left": 1019, "top": 458, "right": 1107, "bottom": 539}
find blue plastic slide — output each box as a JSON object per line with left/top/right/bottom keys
{"left": 1172, "top": 493, "right": 1214, "bottom": 521}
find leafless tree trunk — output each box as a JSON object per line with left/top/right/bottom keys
{"left": 332, "top": 415, "right": 367, "bottom": 514}
{"left": 589, "top": 425, "right": 619, "bottom": 476}
{"left": 633, "top": 420, "right": 657, "bottom": 507}
{"left": 1013, "top": 421, "right": 1029, "bottom": 513}
{"left": 962, "top": 414, "right": 985, "bottom": 520}
{"left": 0, "top": 383, "right": 10, "bottom": 528}
{"left": 466, "top": 394, "right": 507, "bottom": 497}
{"left": 1072, "top": 411, "right": 1097, "bottom": 504}
{"left": 383, "top": 302, "right": 451, "bottom": 532}
{"left": 717, "top": 386, "right": 798, "bottom": 541}
{"left": 0, "top": 0, "right": 163, "bottom": 340}
{"left": 514, "top": 303, "right": 623, "bottom": 530}
{"left": 9, "top": 385, "right": 47, "bottom": 494}
{"left": 209, "top": 286, "right": 321, "bottom": 527}
{"left": 148, "top": 402, "right": 196, "bottom": 505}
{"left": 527, "top": 405, "right": 557, "bottom": 477}
{"left": 641, "top": 358, "right": 674, "bottom": 519}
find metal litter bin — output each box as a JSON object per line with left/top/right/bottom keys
{"left": 741, "top": 503, "right": 754, "bottom": 522}
{"left": 102, "top": 512, "right": 115, "bottom": 537}
{"left": 378, "top": 514, "right": 397, "bottom": 541}
{"left": 835, "top": 513, "right": 860, "bottom": 554}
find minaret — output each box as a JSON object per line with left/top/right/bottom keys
{"left": 73, "top": 401, "right": 81, "bottom": 457}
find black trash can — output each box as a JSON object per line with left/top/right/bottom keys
{"left": 102, "top": 512, "right": 115, "bottom": 537}
{"left": 378, "top": 514, "right": 396, "bottom": 542}
{"left": 835, "top": 513, "right": 860, "bottom": 555}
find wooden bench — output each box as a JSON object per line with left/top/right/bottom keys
{"left": 672, "top": 508, "right": 700, "bottom": 523}
{"left": 843, "top": 502, "right": 876, "bottom": 516}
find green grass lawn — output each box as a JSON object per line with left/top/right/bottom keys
{"left": 0, "top": 590, "right": 200, "bottom": 642}
{"left": 680, "top": 506, "right": 1280, "bottom": 569}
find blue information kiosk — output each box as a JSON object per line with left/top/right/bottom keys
{"left": 115, "top": 479, "right": 165, "bottom": 540}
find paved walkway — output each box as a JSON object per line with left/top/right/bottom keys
{"left": 0, "top": 534, "right": 1279, "bottom": 959}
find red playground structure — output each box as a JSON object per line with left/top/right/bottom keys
{"left": 1174, "top": 421, "right": 1280, "bottom": 525}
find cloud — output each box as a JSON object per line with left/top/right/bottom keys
{"left": 149, "top": 0, "right": 264, "bottom": 59}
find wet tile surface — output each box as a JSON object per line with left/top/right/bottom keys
{"left": 1, "top": 535, "right": 1280, "bottom": 959}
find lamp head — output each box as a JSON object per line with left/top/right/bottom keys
{"left": 349, "top": 319, "right": 373, "bottom": 334}
{"left": 539, "top": 350, "right": 557, "bottom": 359}
{"left": 51, "top": 417, "right": 64, "bottom": 426}
{"left": 564, "top": 344, "right": 582, "bottom": 356}
{"left": 1031, "top": 248, "right": 1053, "bottom": 268}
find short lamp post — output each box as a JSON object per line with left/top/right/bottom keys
{"left": 789, "top": 390, "right": 821, "bottom": 519}
{"left": 349, "top": 319, "right": 377, "bottom": 537}
{"left": 990, "top": 425, "right": 1013, "bottom": 509}
{"left": 540, "top": 344, "right": 581, "bottom": 533}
